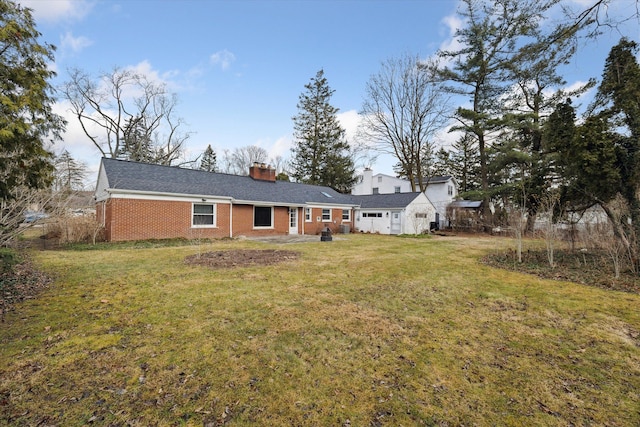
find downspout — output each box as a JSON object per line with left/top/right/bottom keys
{"left": 229, "top": 201, "right": 233, "bottom": 238}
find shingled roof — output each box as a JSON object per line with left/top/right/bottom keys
{"left": 351, "top": 192, "right": 425, "bottom": 209}
{"left": 98, "top": 158, "right": 357, "bottom": 206}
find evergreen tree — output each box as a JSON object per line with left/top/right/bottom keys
{"left": 199, "top": 144, "right": 217, "bottom": 172}
{"left": 437, "top": 0, "right": 556, "bottom": 224}
{"left": 499, "top": 19, "right": 594, "bottom": 232}
{"left": 0, "top": 0, "right": 65, "bottom": 201}
{"left": 290, "top": 70, "right": 355, "bottom": 193}
{"left": 434, "top": 134, "right": 481, "bottom": 196}
{"left": 118, "top": 116, "right": 154, "bottom": 163}
{"left": 592, "top": 38, "right": 640, "bottom": 269}
{"left": 54, "top": 150, "right": 87, "bottom": 192}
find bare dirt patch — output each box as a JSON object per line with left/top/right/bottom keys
{"left": 1, "top": 256, "right": 52, "bottom": 321}
{"left": 184, "top": 249, "right": 300, "bottom": 268}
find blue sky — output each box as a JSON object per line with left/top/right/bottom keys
{"left": 19, "top": 0, "right": 640, "bottom": 186}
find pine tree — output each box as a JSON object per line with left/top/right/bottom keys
{"left": 0, "top": 0, "right": 65, "bottom": 201}
{"left": 290, "top": 70, "right": 355, "bottom": 193}
{"left": 199, "top": 144, "right": 217, "bottom": 172}
{"left": 592, "top": 38, "right": 640, "bottom": 270}
{"left": 437, "top": 0, "right": 557, "bottom": 224}
{"left": 118, "top": 116, "right": 154, "bottom": 163}
{"left": 54, "top": 150, "right": 87, "bottom": 192}
{"left": 433, "top": 134, "right": 481, "bottom": 196}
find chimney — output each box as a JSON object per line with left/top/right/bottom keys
{"left": 249, "top": 162, "right": 276, "bottom": 182}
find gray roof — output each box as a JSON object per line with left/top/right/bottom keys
{"left": 352, "top": 192, "right": 423, "bottom": 209}
{"left": 100, "top": 158, "right": 357, "bottom": 206}
{"left": 414, "top": 175, "right": 453, "bottom": 185}
{"left": 449, "top": 200, "right": 482, "bottom": 209}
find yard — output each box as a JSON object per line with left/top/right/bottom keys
{"left": 1, "top": 234, "right": 639, "bottom": 426}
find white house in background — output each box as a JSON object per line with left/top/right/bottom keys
{"left": 352, "top": 169, "right": 458, "bottom": 229}
{"left": 352, "top": 192, "right": 437, "bottom": 235}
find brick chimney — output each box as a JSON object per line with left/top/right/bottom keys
{"left": 249, "top": 162, "right": 276, "bottom": 182}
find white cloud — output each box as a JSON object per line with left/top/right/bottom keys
{"left": 52, "top": 100, "right": 103, "bottom": 186}
{"left": 60, "top": 31, "right": 92, "bottom": 54}
{"left": 337, "top": 109, "right": 362, "bottom": 144}
{"left": 267, "top": 136, "right": 292, "bottom": 159}
{"left": 439, "top": 12, "right": 465, "bottom": 53}
{"left": 19, "top": 0, "right": 93, "bottom": 23}
{"left": 210, "top": 49, "right": 236, "bottom": 71}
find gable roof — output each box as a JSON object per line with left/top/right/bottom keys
{"left": 98, "top": 158, "right": 357, "bottom": 206}
{"left": 415, "top": 175, "right": 453, "bottom": 185}
{"left": 352, "top": 192, "right": 425, "bottom": 209}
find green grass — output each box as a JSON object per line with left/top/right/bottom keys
{"left": 1, "top": 234, "right": 639, "bottom": 426}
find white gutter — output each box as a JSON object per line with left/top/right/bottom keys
{"left": 105, "top": 188, "right": 233, "bottom": 202}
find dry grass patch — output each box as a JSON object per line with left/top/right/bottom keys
{"left": 0, "top": 234, "right": 639, "bottom": 426}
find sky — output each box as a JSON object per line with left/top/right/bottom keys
{"left": 17, "top": 0, "right": 640, "bottom": 187}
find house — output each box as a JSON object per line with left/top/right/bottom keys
{"left": 352, "top": 192, "right": 437, "bottom": 235}
{"left": 352, "top": 169, "right": 412, "bottom": 195}
{"left": 352, "top": 168, "right": 457, "bottom": 229}
{"left": 95, "top": 158, "right": 358, "bottom": 242}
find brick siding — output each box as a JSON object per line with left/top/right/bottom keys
{"left": 102, "top": 198, "right": 230, "bottom": 242}
{"left": 99, "top": 198, "right": 353, "bottom": 242}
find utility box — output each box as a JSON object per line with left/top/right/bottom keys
{"left": 339, "top": 224, "right": 350, "bottom": 234}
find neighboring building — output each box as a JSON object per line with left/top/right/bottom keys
{"left": 352, "top": 168, "right": 457, "bottom": 229}
{"left": 95, "top": 158, "right": 358, "bottom": 242}
{"left": 352, "top": 192, "right": 437, "bottom": 235}
{"left": 447, "top": 200, "right": 483, "bottom": 231}
{"left": 352, "top": 169, "right": 412, "bottom": 195}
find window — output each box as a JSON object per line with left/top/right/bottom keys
{"left": 394, "top": 186, "right": 401, "bottom": 193}
{"left": 193, "top": 203, "right": 215, "bottom": 226}
{"left": 362, "top": 212, "right": 383, "bottom": 218}
{"left": 415, "top": 213, "right": 429, "bottom": 219}
{"left": 448, "top": 185, "right": 453, "bottom": 196}
{"left": 378, "top": 176, "right": 383, "bottom": 183}
{"left": 373, "top": 187, "right": 379, "bottom": 195}
{"left": 254, "top": 206, "right": 273, "bottom": 228}
{"left": 342, "top": 209, "right": 351, "bottom": 221}
{"left": 322, "top": 208, "right": 331, "bottom": 222}
{"left": 305, "top": 207, "right": 311, "bottom": 222}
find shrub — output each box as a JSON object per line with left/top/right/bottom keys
{"left": 45, "top": 214, "right": 105, "bottom": 245}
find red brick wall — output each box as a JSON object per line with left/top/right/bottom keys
{"left": 100, "top": 198, "right": 352, "bottom": 241}
{"left": 303, "top": 207, "right": 352, "bottom": 235}
{"left": 103, "top": 198, "right": 231, "bottom": 242}
{"left": 232, "top": 204, "right": 289, "bottom": 236}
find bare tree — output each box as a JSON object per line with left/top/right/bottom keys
{"left": 360, "top": 54, "right": 450, "bottom": 191}
{"left": 62, "top": 67, "right": 191, "bottom": 165}
{"left": 560, "top": 0, "right": 639, "bottom": 41}
{"left": 538, "top": 191, "right": 561, "bottom": 269}
{"left": 0, "top": 188, "right": 55, "bottom": 247}
{"left": 219, "top": 145, "right": 269, "bottom": 175}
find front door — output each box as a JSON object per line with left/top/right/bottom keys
{"left": 390, "top": 210, "right": 401, "bottom": 234}
{"left": 289, "top": 208, "right": 298, "bottom": 235}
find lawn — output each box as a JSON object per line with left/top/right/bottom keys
{"left": 1, "top": 234, "right": 639, "bottom": 426}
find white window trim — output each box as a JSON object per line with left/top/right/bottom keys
{"left": 305, "top": 207, "right": 312, "bottom": 222}
{"left": 321, "top": 208, "right": 332, "bottom": 222}
{"left": 192, "top": 203, "right": 216, "bottom": 228}
{"left": 253, "top": 205, "right": 274, "bottom": 229}
{"left": 342, "top": 209, "right": 351, "bottom": 222}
